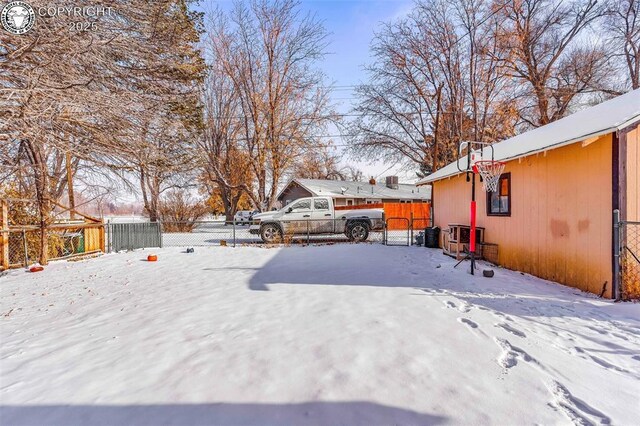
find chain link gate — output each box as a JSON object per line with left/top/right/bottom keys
{"left": 614, "top": 210, "right": 640, "bottom": 300}
{"left": 384, "top": 217, "right": 410, "bottom": 246}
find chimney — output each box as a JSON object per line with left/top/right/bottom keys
{"left": 385, "top": 176, "right": 399, "bottom": 189}
{"left": 369, "top": 176, "right": 376, "bottom": 185}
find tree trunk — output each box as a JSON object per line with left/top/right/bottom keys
{"left": 66, "top": 152, "right": 75, "bottom": 220}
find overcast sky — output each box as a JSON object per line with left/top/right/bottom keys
{"left": 199, "top": 0, "right": 417, "bottom": 182}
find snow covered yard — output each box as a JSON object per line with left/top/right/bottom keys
{"left": 1, "top": 245, "right": 639, "bottom": 426}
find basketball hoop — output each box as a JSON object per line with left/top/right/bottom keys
{"left": 472, "top": 160, "right": 505, "bottom": 192}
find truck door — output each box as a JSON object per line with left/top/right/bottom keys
{"left": 282, "top": 198, "right": 312, "bottom": 235}
{"left": 310, "top": 198, "right": 334, "bottom": 234}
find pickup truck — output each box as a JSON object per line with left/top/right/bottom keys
{"left": 249, "top": 196, "right": 384, "bottom": 243}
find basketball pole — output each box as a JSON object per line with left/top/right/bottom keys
{"left": 470, "top": 171, "right": 476, "bottom": 275}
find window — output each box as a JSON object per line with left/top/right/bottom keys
{"left": 291, "top": 199, "right": 311, "bottom": 211}
{"left": 314, "top": 199, "right": 329, "bottom": 210}
{"left": 487, "top": 173, "right": 511, "bottom": 216}
{"left": 346, "top": 199, "right": 354, "bottom": 206}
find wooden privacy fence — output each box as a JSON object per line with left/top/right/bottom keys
{"left": 336, "top": 202, "right": 432, "bottom": 230}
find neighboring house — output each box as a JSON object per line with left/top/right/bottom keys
{"left": 277, "top": 177, "right": 431, "bottom": 207}
{"left": 417, "top": 89, "right": 640, "bottom": 299}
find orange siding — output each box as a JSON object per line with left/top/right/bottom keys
{"left": 432, "top": 134, "right": 613, "bottom": 297}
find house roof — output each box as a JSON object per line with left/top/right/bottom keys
{"left": 278, "top": 178, "right": 431, "bottom": 201}
{"left": 417, "top": 89, "right": 640, "bottom": 185}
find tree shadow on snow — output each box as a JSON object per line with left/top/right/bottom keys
{"left": 1, "top": 401, "right": 447, "bottom": 426}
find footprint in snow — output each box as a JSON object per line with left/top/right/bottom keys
{"left": 494, "top": 337, "right": 538, "bottom": 371}
{"left": 547, "top": 380, "right": 611, "bottom": 425}
{"left": 458, "top": 318, "right": 478, "bottom": 329}
{"left": 587, "top": 354, "right": 637, "bottom": 378}
{"left": 457, "top": 301, "right": 471, "bottom": 313}
{"left": 443, "top": 300, "right": 456, "bottom": 309}
{"left": 495, "top": 322, "right": 526, "bottom": 338}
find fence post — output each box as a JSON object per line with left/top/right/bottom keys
{"left": 22, "top": 229, "right": 29, "bottom": 267}
{"left": 383, "top": 218, "right": 387, "bottom": 245}
{"left": 232, "top": 220, "right": 236, "bottom": 248}
{"left": 1, "top": 200, "right": 8, "bottom": 270}
{"left": 307, "top": 221, "right": 310, "bottom": 245}
{"left": 107, "top": 222, "right": 111, "bottom": 253}
{"left": 613, "top": 209, "right": 621, "bottom": 301}
{"left": 410, "top": 211, "right": 414, "bottom": 246}
{"left": 430, "top": 203, "right": 434, "bottom": 228}
{"left": 158, "top": 222, "right": 163, "bottom": 249}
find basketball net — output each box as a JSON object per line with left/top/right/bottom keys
{"left": 472, "top": 160, "right": 505, "bottom": 192}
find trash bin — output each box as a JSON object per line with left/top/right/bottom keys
{"left": 425, "top": 226, "right": 440, "bottom": 248}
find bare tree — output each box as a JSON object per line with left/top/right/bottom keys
{"left": 292, "top": 145, "right": 359, "bottom": 180}
{"left": 348, "top": 0, "right": 518, "bottom": 174}
{"left": 198, "top": 59, "right": 253, "bottom": 221}
{"left": 158, "top": 190, "right": 209, "bottom": 232}
{"left": 207, "top": 0, "right": 333, "bottom": 211}
{"left": 495, "top": 0, "right": 607, "bottom": 126}
{"left": 604, "top": 0, "right": 640, "bottom": 90}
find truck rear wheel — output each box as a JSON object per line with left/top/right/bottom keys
{"left": 261, "top": 223, "right": 282, "bottom": 243}
{"left": 346, "top": 222, "right": 369, "bottom": 242}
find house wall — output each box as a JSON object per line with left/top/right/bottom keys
{"left": 432, "top": 134, "right": 613, "bottom": 297}
{"left": 278, "top": 185, "right": 313, "bottom": 205}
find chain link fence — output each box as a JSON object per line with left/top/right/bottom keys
{"left": 384, "top": 218, "right": 411, "bottom": 246}
{"left": 5, "top": 226, "right": 89, "bottom": 268}
{"left": 383, "top": 216, "right": 432, "bottom": 246}
{"left": 619, "top": 221, "right": 640, "bottom": 300}
{"left": 159, "top": 219, "right": 385, "bottom": 247}
{"left": 103, "top": 217, "right": 434, "bottom": 251}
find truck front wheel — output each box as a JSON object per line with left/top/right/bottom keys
{"left": 346, "top": 222, "right": 369, "bottom": 242}
{"left": 261, "top": 223, "right": 283, "bottom": 243}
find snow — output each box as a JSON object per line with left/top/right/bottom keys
{"left": 289, "top": 178, "right": 431, "bottom": 200}
{"left": 418, "top": 88, "right": 640, "bottom": 184}
{"left": 159, "top": 222, "right": 388, "bottom": 247}
{"left": 1, "top": 244, "right": 639, "bottom": 425}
